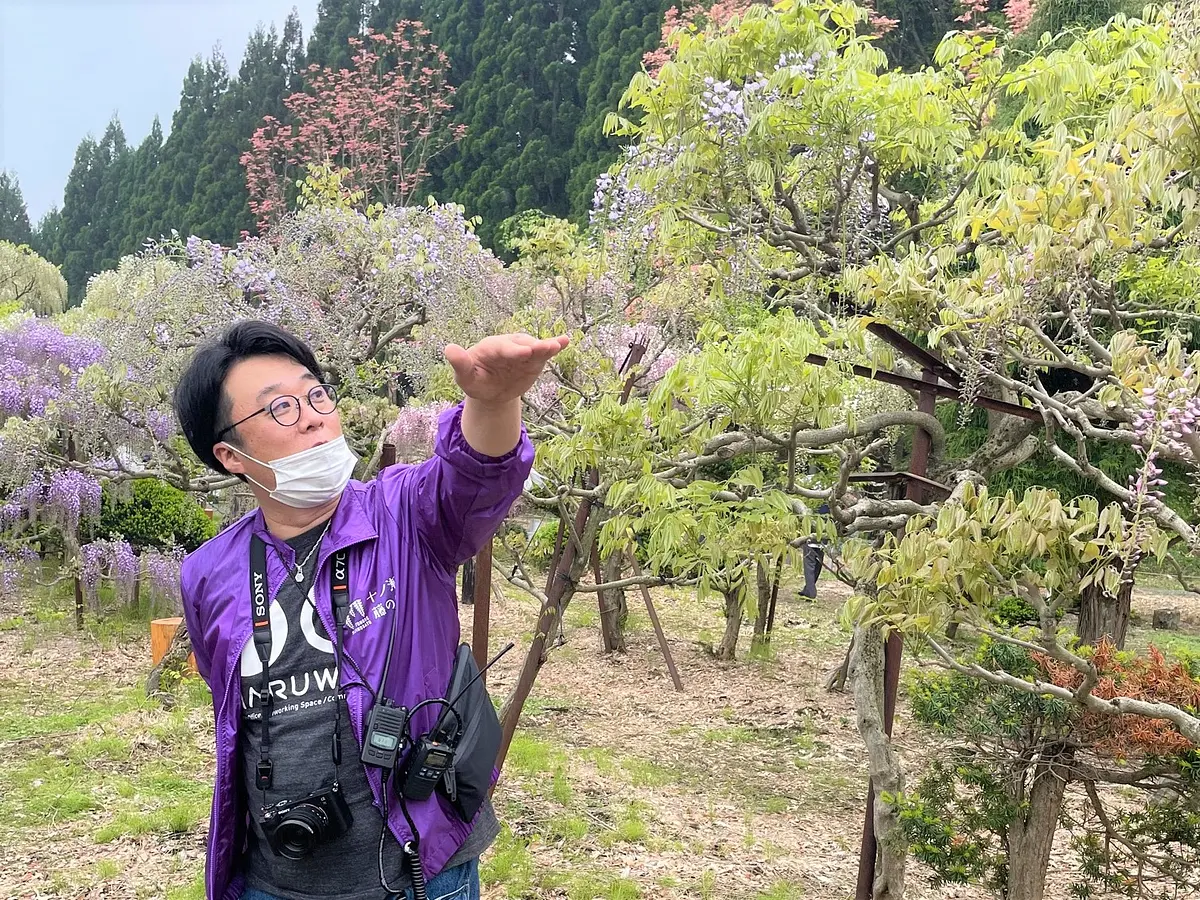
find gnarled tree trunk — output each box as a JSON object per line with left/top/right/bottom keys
{"left": 145, "top": 619, "right": 194, "bottom": 706}
{"left": 851, "top": 624, "right": 906, "bottom": 899}
{"left": 596, "top": 550, "right": 627, "bottom": 653}
{"left": 752, "top": 558, "right": 772, "bottom": 649}
{"left": 1077, "top": 575, "right": 1133, "bottom": 649}
{"left": 716, "top": 587, "right": 743, "bottom": 661}
{"left": 1005, "top": 748, "right": 1073, "bottom": 900}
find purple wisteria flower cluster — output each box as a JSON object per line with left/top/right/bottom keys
{"left": 1130, "top": 379, "right": 1200, "bottom": 507}
{"left": 1, "top": 469, "right": 103, "bottom": 533}
{"left": 0, "top": 319, "right": 105, "bottom": 418}
{"left": 701, "top": 77, "right": 751, "bottom": 135}
{"left": 388, "top": 401, "right": 453, "bottom": 462}
{"left": 0, "top": 546, "right": 39, "bottom": 596}
{"left": 77, "top": 539, "right": 184, "bottom": 607}
{"left": 144, "top": 546, "right": 185, "bottom": 602}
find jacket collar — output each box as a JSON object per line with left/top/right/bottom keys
{"left": 247, "top": 480, "right": 378, "bottom": 560}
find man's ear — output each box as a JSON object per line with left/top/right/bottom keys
{"left": 213, "top": 442, "right": 246, "bottom": 476}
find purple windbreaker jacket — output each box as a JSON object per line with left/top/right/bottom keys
{"left": 180, "top": 403, "right": 533, "bottom": 900}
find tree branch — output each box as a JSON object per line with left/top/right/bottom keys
{"left": 923, "top": 634, "right": 1200, "bottom": 745}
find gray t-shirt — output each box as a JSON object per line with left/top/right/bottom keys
{"left": 238, "top": 522, "right": 498, "bottom": 900}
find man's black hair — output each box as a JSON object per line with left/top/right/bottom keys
{"left": 174, "top": 320, "right": 322, "bottom": 475}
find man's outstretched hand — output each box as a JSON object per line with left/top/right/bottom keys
{"left": 446, "top": 333, "right": 570, "bottom": 457}
{"left": 444, "top": 333, "right": 570, "bottom": 405}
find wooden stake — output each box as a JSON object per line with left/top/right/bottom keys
{"left": 74, "top": 575, "right": 84, "bottom": 631}
{"left": 625, "top": 549, "right": 683, "bottom": 692}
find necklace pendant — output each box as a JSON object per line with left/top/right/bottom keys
{"left": 294, "top": 570, "right": 305, "bottom": 584}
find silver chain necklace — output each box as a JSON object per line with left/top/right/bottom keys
{"left": 285, "top": 520, "right": 331, "bottom": 584}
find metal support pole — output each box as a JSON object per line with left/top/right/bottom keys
{"left": 855, "top": 369, "right": 937, "bottom": 899}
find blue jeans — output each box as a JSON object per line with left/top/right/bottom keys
{"left": 241, "top": 858, "right": 480, "bottom": 900}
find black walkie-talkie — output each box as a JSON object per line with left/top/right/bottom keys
{"left": 398, "top": 642, "right": 515, "bottom": 802}
{"left": 399, "top": 736, "right": 456, "bottom": 801}
{"left": 361, "top": 701, "right": 408, "bottom": 769}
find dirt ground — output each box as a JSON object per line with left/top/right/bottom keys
{"left": 0, "top": 574, "right": 1197, "bottom": 900}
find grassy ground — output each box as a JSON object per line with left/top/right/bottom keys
{"left": 1, "top": 572, "right": 1197, "bottom": 900}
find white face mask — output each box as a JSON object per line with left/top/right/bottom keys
{"left": 225, "top": 435, "right": 358, "bottom": 508}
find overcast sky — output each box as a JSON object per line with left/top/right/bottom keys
{"left": 1, "top": 0, "right": 321, "bottom": 223}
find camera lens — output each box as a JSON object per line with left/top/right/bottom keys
{"left": 276, "top": 803, "right": 329, "bottom": 859}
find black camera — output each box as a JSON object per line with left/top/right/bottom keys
{"left": 257, "top": 781, "right": 353, "bottom": 859}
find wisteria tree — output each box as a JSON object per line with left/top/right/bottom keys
{"left": 241, "top": 20, "right": 465, "bottom": 230}
{"left": 0, "top": 181, "right": 510, "bottom": 632}
{"left": 853, "top": 485, "right": 1200, "bottom": 900}
{"left": 533, "top": 1, "right": 1200, "bottom": 896}
{"left": 0, "top": 241, "right": 67, "bottom": 316}
{"left": 0, "top": 315, "right": 185, "bottom": 623}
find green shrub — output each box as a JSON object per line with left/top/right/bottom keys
{"left": 99, "top": 480, "right": 216, "bottom": 552}
{"left": 991, "top": 595, "right": 1040, "bottom": 627}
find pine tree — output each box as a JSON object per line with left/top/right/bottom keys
{"left": 308, "top": 0, "right": 368, "bottom": 69}
{"left": 0, "top": 171, "right": 34, "bottom": 246}
{"left": 436, "top": 0, "right": 601, "bottom": 245}
{"left": 48, "top": 12, "right": 307, "bottom": 299}
{"left": 92, "top": 118, "right": 132, "bottom": 274}
{"left": 120, "top": 118, "right": 167, "bottom": 258}
{"left": 55, "top": 118, "right": 133, "bottom": 302}
{"left": 872, "top": 0, "right": 962, "bottom": 70}
{"left": 159, "top": 54, "right": 231, "bottom": 238}
{"left": 59, "top": 137, "right": 103, "bottom": 303}
{"left": 188, "top": 20, "right": 307, "bottom": 241}
{"left": 32, "top": 207, "right": 65, "bottom": 265}
{"left": 567, "top": 0, "right": 667, "bottom": 219}
{"left": 369, "top": 0, "right": 484, "bottom": 73}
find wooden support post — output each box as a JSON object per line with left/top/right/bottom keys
{"left": 626, "top": 549, "right": 684, "bottom": 692}
{"left": 380, "top": 442, "right": 397, "bottom": 470}
{"left": 461, "top": 558, "right": 476, "bottom": 606}
{"left": 764, "top": 553, "right": 785, "bottom": 639}
{"left": 74, "top": 575, "right": 84, "bottom": 631}
{"left": 472, "top": 538, "right": 493, "bottom": 678}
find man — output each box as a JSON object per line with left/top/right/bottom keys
{"left": 175, "top": 321, "right": 568, "bottom": 900}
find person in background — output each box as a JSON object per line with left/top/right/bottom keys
{"left": 801, "top": 502, "right": 829, "bottom": 600}
{"left": 173, "top": 321, "right": 568, "bottom": 900}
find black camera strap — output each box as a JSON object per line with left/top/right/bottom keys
{"left": 249, "top": 534, "right": 349, "bottom": 794}
{"left": 250, "top": 536, "right": 274, "bottom": 792}
{"left": 329, "top": 550, "right": 350, "bottom": 768}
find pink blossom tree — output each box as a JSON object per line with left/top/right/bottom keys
{"left": 241, "top": 21, "right": 465, "bottom": 230}
{"left": 1003, "top": 0, "right": 1036, "bottom": 34}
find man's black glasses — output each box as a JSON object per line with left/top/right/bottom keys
{"left": 217, "top": 384, "right": 340, "bottom": 439}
